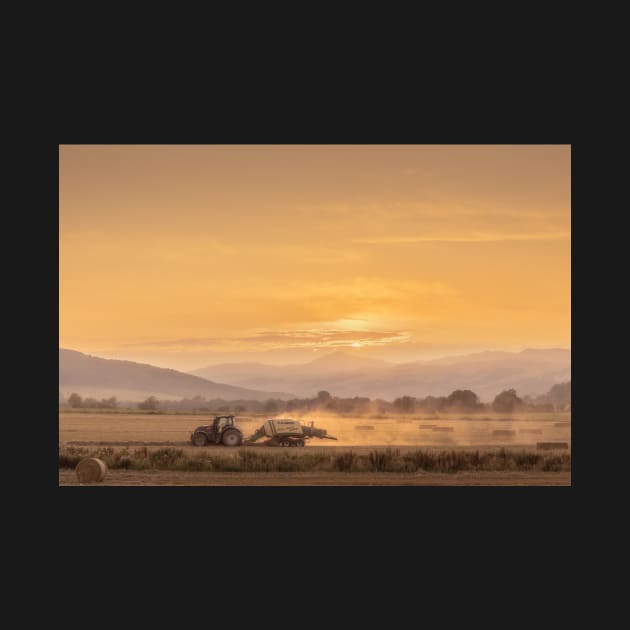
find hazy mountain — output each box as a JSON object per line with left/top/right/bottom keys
{"left": 299, "top": 351, "right": 389, "bottom": 371}
{"left": 430, "top": 348, "right": 570, "bottom": 365}
{"left": 59, "top": 349, "right": 295, "bottom": 401}
{"left": 190, "top": 348, "right": 571, "bottom": 402}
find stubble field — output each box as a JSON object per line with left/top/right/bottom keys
{"left": 59, "top": 410, "right": 571, "bottom": 486}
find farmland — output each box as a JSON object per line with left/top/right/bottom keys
{"left": 59, "top": 410, "right": 571, "bottom": 485}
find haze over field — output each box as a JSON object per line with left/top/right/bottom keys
{"left": 60, "top": 145, "right": 570, "bottom": 397}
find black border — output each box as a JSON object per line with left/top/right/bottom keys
{"left": 45, "top": 92, "right": 583, "bottom": 570}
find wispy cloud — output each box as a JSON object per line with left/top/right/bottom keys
{"left": 124, "top": 337, "right": 226, "bottom": 347}
{"left": 121, "top": 329, "right": 411, "bottom": 352}
{"left": 353, "top": 232, "right": 571, "bottom": 244}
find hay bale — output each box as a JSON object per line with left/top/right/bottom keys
{"left": 554, "top": 422, "right": 570, "bottom": 427}
{"left": 75, "top": 457, "right": 107, "bottom": 483}
{"left": 432, "top": 427, "right": 454, "bottom": 432}
{"left": 537, "top": 442, "right": 569, "bottom": 450}
{"left": 355, "top": 425, "right": 375, "bottom": 430}
{"left": 519, "top": 428, "right": 542, "bottom": 434}
{"left": 493, "top": 430, "right": 516, "bottom": 437}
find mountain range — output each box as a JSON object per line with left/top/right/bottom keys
{"left": 59, "top": 349, "right": 296, "bottom": 401}
{"left": 190, "top": 348, "right": 571, "bottom": 402}
{"left": 60, "top": 347, "right": 571, "bottom": 403}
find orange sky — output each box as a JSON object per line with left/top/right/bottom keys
{"left": 59, "top": 145, "right": 570, "bottom": 370}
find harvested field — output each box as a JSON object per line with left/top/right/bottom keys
{"left": 60, "top": 411, "right": 571, "bottom": 449}
{"left": 59, "top": 411, "right": 571, "bottom": 485}
{"left": 493, "top": 430, "right": 516, "bottom": 437}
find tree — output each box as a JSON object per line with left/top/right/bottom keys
{"left": 101, "top": 397, "right": 117, "bottom": 409}
{"left": 420, "top": 395, "right": 446, "bottom": 413}
{"left": 548, "top": 381, "right": 571, "bottom": 409}
{"left": 492, "top": 389, "right": 522, "bottom": 413}
{"left": 446, "top": 389, "right": 480, "bottom": 411}
{"left": 264, "top": 399, "right": 278, "bottom": 413}
{"left": 138, "top": 396, "right": 159, "bottom": 411}
{"left": 317, "top": 391, "right": 332, "bottom": 403}
{"left": 393, "top": 395, "right": 416, "bottom": 413}
{"left": 68, "top": 393, "right": 83, "bottom": 408}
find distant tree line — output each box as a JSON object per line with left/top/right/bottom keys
{"left": 61, "top": 382, "right": 570, "bottom": 414}
{"left": 522, "top": 382, "right": 571, "bottom": 410}
{"left": 65, "top": 393, "right": 118, "bottom": 409}
{"left": 122, "top": 382, "right": 569, "bottom": 415}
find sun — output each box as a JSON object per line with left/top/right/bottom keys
{"left": 350, "top": 342, "right": 363, "bottom": 348}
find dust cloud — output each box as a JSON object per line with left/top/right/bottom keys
{"left": 236, "top": 412, "right": 571, "bottom": 448}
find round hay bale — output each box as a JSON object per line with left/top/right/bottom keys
{"left": 75, "top": 457, "right": 107, "bottom": 483}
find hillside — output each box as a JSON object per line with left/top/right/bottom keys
{"left": 59, "top": 349, "right": 295, "bottom": 401}
{"left": 190, "top": 348, "right": 571, "bottom": 401}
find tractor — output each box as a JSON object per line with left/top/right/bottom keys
{"left": 190, "top": 415, "right": 244, "bottom": 447}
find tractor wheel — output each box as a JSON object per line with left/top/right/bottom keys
{"left": 280, "top": 439, "right": 291, "bottom": 447}
{"left": 222, "top": 429, "right": 242, "bottom": 447}
{"left": 192, "top": 432, "right": 208, "bottom": 447}
{"left": 297, "top": 439, "right": 305, "bottom": 447}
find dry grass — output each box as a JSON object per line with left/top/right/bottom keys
{"left": 59, "top": 444, "right": 570, "bottom": 474}
{"left": 537, "top": 442, "right": 569, "bottom": 450}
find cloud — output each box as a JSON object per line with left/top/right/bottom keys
{"left": 124, "top": 337, "right": 226, "bottom": 347}
{"left": 242, "top": 329, "right": 410, "bottom": 345}
{"left": 353, "top": 232, "right": 571, "bottom": 244}
{"left": 120, "top": 329, "right": 411, "bottom": 352}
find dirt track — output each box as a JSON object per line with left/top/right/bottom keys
{"left": 59, "top": 469, "right": 571, "bottom": 486}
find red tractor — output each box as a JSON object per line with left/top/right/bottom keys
{"left": 190, "top": 415, "right": 243, "bottom": 447}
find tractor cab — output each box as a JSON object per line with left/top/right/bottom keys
{"left": 214, "top": 415, "right": 234, "bottom": 431}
